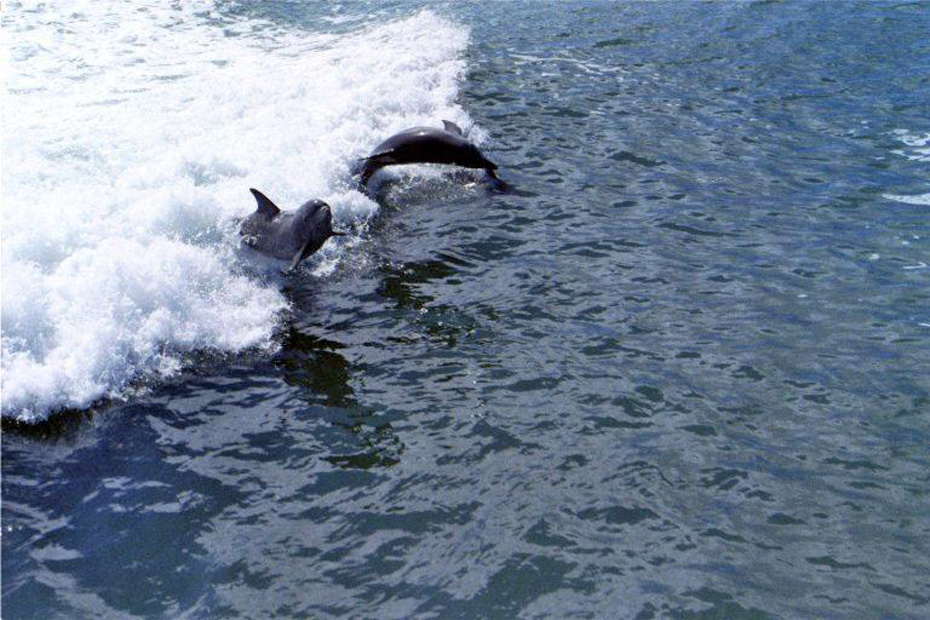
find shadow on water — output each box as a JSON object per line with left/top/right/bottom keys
{"left": 275, "top": 325, "right": 354, "bottom": 407}
{"left": 1, "top": 407, "right": 100, "bottom": 441}
{"left": 324, "top": 421, "right": 404, "bottom": 470}
{"left": 376, "top": 255, "right": 462, "bottom": 310}
{"left": 275, "top": 320, "right": 406, "bottom": 471}
{"left": 375, "top": 254, "right": 490, "bottom": 350}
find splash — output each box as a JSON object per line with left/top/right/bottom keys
{"left": 2, "top": 2, "right": 472, "bottom": 421}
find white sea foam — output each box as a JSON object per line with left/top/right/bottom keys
{"left": 2, "top": 2, "right": 472, "bottom": 421}
{"left": 885, "top": 130, "right": 930, "bottom": 207}
{"left": 891, "top": 130, "right": 930, "bottom": 162}
{"left": 883, "top": 193, "right": 930, "bottom": 206}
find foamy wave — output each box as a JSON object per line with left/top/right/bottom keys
{"left": 886, "top": 130, "right": 930, "bottom": 207}
{"left": 891, "top": 130, "right": 930, "bottom": 162}
{"left": 884, "top": 193, "right": 930, "bottom": 206}
{"left": 2, "top": 2, "right": 471, "bottom": 421}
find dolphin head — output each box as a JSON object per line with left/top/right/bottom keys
{"left": 297, "top": 200, "right": 345, "bottom": 244}
{"left": 455, "top": 143, "right": 502, "bottom": 187}
{"left": 288, "top": 200, "right": 346, "bottom": 269}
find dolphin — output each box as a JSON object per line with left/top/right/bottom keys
{"left": 239, "top": 188, "right": 345, "bottom": 271}
{"left": 354, "top": 120, "right": 503, "bottom": 189}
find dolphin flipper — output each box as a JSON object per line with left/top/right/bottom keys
{"left": 442, "top": 120, "right": 463, "bottom": 135}
{"left": 286, "top": 254, "right": 302, "bottom": 272}
{"left": 286, "top": 243, "right": 310, "bottom": 272}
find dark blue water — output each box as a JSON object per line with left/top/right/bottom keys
{"left": 4, "top": 1, "right": 930, "bottom": 618}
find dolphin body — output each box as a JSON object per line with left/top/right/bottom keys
{"left": 354, "top": 120, "right": 502, "bottom": 189}
{"left": 239, "top": 188, "right": 345, "bottom": 271}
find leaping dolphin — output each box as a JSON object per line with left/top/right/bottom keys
{"left": 239, "top": 188, "right": 345, "bottom": 271}
{"left": 354, "top": 120, "right": 503, "bottom": 189}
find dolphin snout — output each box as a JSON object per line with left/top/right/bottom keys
{"left": 318, "top": 203, "right": 348, "bottom": 237}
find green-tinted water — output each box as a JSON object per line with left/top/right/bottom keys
{"left": 4, "top": 2, "right": 929, "bottom": 618}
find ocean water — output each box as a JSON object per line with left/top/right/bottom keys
{"left": 2, "top": 1, "right": 929, "bottom": 618}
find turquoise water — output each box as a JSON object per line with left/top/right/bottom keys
{"left": 3, "top": 1, "right": 929, "bottom": 618}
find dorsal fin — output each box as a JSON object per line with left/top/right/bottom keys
{"left": 250, "top": 188, "right": 280, "bottom": 217}
{"left": 442, "top": 119, "right": 463, "bottom": 136}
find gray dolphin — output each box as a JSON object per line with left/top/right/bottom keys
{"left": 239, "top": 188, "right": 345, "bottom": 271}
{"left": 354, "top": 120, "right": 502, "bottom": 188}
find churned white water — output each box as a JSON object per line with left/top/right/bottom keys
{"left": 2, "top": 2, "right": 472, "bottom": 421}
{"left": 885, "top": 131, "right": 930, "bottom": 206}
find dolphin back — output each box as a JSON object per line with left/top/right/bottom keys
{"left": 354, "top": 123, "right": 501, "bottom": 189}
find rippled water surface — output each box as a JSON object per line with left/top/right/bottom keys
{"left": 4, "top": 1, "right": 930, "bottom": 618}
